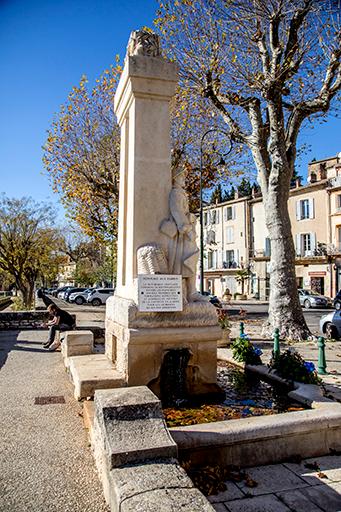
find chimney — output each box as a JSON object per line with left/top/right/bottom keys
{"left": 309, "top": 172, "right": 317, "bottom": 183}
{"left": 295, "top": 177, "right": 301, "bottom": 188}
{"left": 318, "top": 163, "right": 327, "bottom": 180}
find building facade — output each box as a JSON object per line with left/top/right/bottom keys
{"left": 198, "top": 152, "right": 341, "bottom": 299}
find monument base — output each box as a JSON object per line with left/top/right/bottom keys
{"left": 105, "top": 295, "right": 221, "bottom": 397}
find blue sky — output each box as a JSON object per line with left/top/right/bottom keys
{"left": 0, "top": 0, "right": 340, "bottom": 218}
{"left": 0, "top": 0, "right": 157, "bottom": 214}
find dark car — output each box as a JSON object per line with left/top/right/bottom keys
{"left": 202, "top": 291, "right": 223, "bottom": 308}
{"left": 333, "top": 290, "right": 341, "bottom": 310}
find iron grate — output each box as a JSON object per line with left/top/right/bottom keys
{"left": 34, "top": 395, "right": 65, "bottom": 405}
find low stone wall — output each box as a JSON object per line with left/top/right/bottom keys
{"left": 90, "top": 387, "right": 214, "bottom": 511}
{"left": 0, "top": 311, "right": 50, "bottom": 330}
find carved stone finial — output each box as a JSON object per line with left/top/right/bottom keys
{"left": 127, "top": 30, "right": 162, "bottom": 58}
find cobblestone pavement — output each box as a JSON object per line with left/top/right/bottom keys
{"left": 209, "top": 455, "right": 341, "bottom": 512}
{"left": 0, "top": 330, "right": 108, "bottom": 512}
{"left": 215, "top": 330, "right": 341, "bottom": 511}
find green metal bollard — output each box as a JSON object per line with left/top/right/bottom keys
{"left": 273, "top": 328, "right": 280, "bottom": 358}
{"left": 239, "top": 322, "right": 244, "bottom": 336}
{"left": 317, "top": 336, "right": 327, "bottom": 375}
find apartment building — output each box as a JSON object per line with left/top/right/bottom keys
{"left": 199, "top": 152, "right": 341, "bottom": 299}
{"left": 200, "top": 195, "right": 249, "bottom": 297}
{"left": 57, "top": 258, "right": 76, "bottom": 287}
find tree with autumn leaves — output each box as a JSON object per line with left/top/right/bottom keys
{"left": 156, "top": 0, "right": 341, "bottom": 339}
{"left": 43, "top": 52, "right": 234, "bottom": 233}
{"left": 43, "top": 64, "right": 121, "bottom": 245}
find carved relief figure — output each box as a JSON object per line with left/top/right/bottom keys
{"left": 161, "top": 168, "right": 204, "bottom": 302}
{"left": 127, "top": 30, "right": 161, "bottom": 58}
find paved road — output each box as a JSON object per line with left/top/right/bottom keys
{"left": 52, "top": 296, "right": 332, "bottom": 336}
{"left": 225, "top": 303, "right": 333, "bottom": 335}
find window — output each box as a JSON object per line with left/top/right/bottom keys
{"left": 296, "top": 232, "right": 316, "bottom": 256}
{"left": 264, "top": 238, "right": 271, "bottom": 257}
{"left": 296, "top": 198, "right": 314, "bottom": 220}
{"left": 226, "top": 227, "right": 234, "bottom": 243}
{"left": 301, "top": 199, "right": 309, "bottom": 219}
{"left": 210, "top": 209, "right": 220, "bottom": 224}
{"left": 224, "top": 206, "right": 235, "bottom": 221}
{"left": 203, "top": 212, "right": 208, "bottom": 226}
{"left": 337, "top": 195, "right": 341, "bottom": 210}
{"left": 206, "top": 229, "right": 216, "bottom": 244}
{"left": 302, "top": 233, "right": 311, "bottom": 254}
{"left": 225, "top": 250, "right": 237, "bottom": 268}
{"left": 207, "top": 250, "right": 217, "bottom": 269}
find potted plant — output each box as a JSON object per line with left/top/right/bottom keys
{"left": 216, "top": 308, "right": 231, "bottom": 347}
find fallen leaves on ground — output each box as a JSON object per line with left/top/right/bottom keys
{"left": 180, "top": 463, "right": 250, "bottom": 496}
{"left": 244, "top": 474, "right": 258, "bottom": 487}
{"left": 317, "top": 472, "right": 328, "bottom": 479}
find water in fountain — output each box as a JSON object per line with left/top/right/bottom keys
{"left": 160, "top": 348, "right": 191, "bottom": 407}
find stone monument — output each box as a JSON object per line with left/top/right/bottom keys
{"left": 104, "top": 30, "right": 221, "bottom": 399}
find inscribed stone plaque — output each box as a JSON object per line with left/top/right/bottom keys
{"left": 138, "top": 274, "right": 182, "bottom": 312}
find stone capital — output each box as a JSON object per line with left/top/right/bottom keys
{"left": 114, "top": 55, "right": 179, "bottom": 125}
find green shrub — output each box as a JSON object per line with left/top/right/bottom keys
{"left": 231, "top": 334, "right": 262, "bottom": 365}
{"left": 269, "top": 349, "right": 321, "bottom": 384}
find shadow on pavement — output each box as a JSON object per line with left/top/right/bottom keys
{"left": 0, "top": 331, "right": 19, "bottom": 369}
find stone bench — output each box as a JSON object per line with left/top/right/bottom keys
{"left": 61, "top": 330, "right": 94, "bottom": 365}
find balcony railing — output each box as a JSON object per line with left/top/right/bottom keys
{"left": 329, "top": 176, "right": 341, "bottom": 188}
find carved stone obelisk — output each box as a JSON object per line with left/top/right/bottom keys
{"left": 105, "top": 30, "right": 221, "bottom": 397}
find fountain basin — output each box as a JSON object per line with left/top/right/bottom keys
{"left": 163, "top": 361, "right": 306, "bottom": 427}
{"left": 169, "top": 361, "right": 341, "bottom": 468}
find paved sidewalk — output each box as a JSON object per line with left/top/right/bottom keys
{"left": 0, "top": 330, "right": 108, "bottom": 512}
{"left": 209, "top": 455, "right": 341, "bottom": 511}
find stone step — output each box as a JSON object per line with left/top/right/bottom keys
{"left": 68, "top": 354, "right": 126, "bottom": 400}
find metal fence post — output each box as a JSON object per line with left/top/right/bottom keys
{"left": 317, "top": 336, "right": 327, "bottom": 375}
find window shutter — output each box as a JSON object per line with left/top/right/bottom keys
{"left": 296, "top": 234, "right": 301, "bottom": 256}
{"left": 296, "top": 201, "right": 301, "bottom": 220}
{"left": 233, "top": 206, "right": 236, "bottom": 219}
{"left": 309, "top": 198, "right": 315, "bottom": 219}
{"left": 310, "top": 232, "right": 316, "bottom": 252}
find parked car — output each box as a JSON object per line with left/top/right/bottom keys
{"left": 320, "top": 310, "right": 341, "bottom": 339}
{"left": 57, "top": 287, "right": 73, "bottom": 300}
{"left": 86, "top": 288, "right": 115, "bottom": 306}
{"left": 201, "top": 291, "right": 223, "bottom": 308}
{"left": 53, "top": 286, "right": 69, "bottom": 298}
{"left": 64, "top": 287, "right": 87, "bottom": 302}
{"left": 298, "top": 289, "right": 332, "bottom": 309}
{"left": 69, "top": 288, "right": 95, "bottom": 305}
{"left": 333, "top": 290, "right": 341, "bottom": 310}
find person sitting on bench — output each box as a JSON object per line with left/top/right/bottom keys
{"left": 42, "top": 304, "right": 75, "bottom": 351}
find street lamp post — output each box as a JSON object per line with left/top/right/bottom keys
{"left": 199, "top": 129, "right": 232, "bottom": 295}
